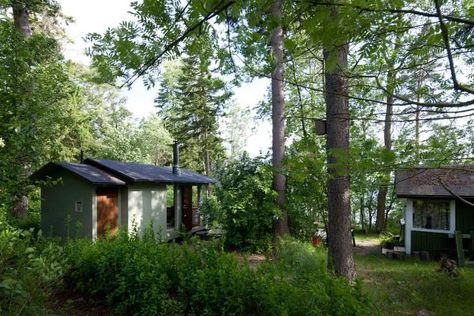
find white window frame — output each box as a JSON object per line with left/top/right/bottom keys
{"left": 405, "top": 198, "right": 455, "bottom": 255}
{"left": 410, "top": 199, "right": 455, "bottom": 233}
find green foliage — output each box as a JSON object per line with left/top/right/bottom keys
{"left": 379, "top": 232, "right": 402, "bottom": 248}
{"left": 202, "top": 155, "right": 277, "bottom": 252}
{"left": 199, "top": 195, "right": 222, "bottom": 228}
{"left": 0, "top": 221, "right": 67, "bottom": 315}
{"left": 0, "top": 18, "right": 83, "bottom": 210}
{"left": 156, "top": 56, "right": 230, "bottom": 174}
{"left": 66, "top": 234, "right": 371, "bottom": 315}
{"left": 259, "top": 238, "right": 371, "bottom": 316}
{"left": 285, "top": 138, "right": 328, "bottom": 240}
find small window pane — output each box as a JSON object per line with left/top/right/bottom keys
{"left": 413, "top": 200, "right": 450, "bottom": 230}
{"left": 75, "top": 201, "right": 83, "bottom": 213}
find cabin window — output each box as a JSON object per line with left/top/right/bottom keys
{"left": 75, "top": 201, "right": 83, "bottom": 213}
{"left": 166, "top": 185, "right": 175, "bottom": 228}
{"left": 413, "top": 199, "right": 450, "bottom": 231}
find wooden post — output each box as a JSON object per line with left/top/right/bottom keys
{"left": 470, "top": 230, "right": 474, "bottom": 253}
{"left": 455, "top": 230, "right": 465, "bottom": 266}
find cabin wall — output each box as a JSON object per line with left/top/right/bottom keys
{"left": 411, "top": 231, "right": 451, "bottom": 257}
{"left": 120, "top": 187, "right": 128, "bottom": 228}
{"left": 455, "top": 199, "right": 474, "bottom": 252}
{"left": 127, "top": 183, "right": 168, "bottom": 239}
{"left": 455, "top": 199, "right": 474, "bottom": 233}
{"left": 41, "top": 169, "right": 94, "bottom": 240}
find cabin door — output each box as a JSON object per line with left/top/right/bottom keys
{"left": 97, "top": 188, "right": 118, "bottom": 237}
{"left": 182, "top": 185, "right": 193, "bottom": 230}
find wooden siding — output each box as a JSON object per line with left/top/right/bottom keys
{"left": 455, "top": 200, "right": 474, "bottom": 253}
{"left": 455, "top": 199, "right": 474, "bottom": 233}
{"left": 41, "top": 169, "right": 94, "bottom": 240}
{"left": 96, "top": 188, "right": 119, "bottom": 237}
{"left": 182, "top": 185, "right": 193, "bottom": 230}
{"left": 411, "top": 231, "right": 452, "bottom": 257}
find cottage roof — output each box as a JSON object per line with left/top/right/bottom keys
{"left": 85, "top": 158, "right": 217, "bottom": 185}
{"left": 395, "top": 166, "right": 474, "bottom": 198}
{"left": 31, "top": 162, "right": 126, "bottom": 185}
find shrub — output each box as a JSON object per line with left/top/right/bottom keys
{"left": 380, "top": 232, "right": 402, "bottom": 248}
{"left": 202, "top": 154, "right": 277, "bottom": 252}
{"left": 0, "top": 221, "right": 67, "bottom": 315}
{"left": 65, "top": 234, "right": 371, "bottom": 315}
{"left": 254, "top": 238, "right": 370, "bottom": 315}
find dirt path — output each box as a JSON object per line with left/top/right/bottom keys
{"left": 353, "top": 239, "right": 380, "bottom": 256}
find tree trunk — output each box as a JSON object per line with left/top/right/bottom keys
{"left": 12, "top": 1, "right": 32, "bottom": 38}
{"left": 368, "top": 193, "right": 374, "bottom": 232}
{"left": 375, "top": 70, "right": 394, "bottom": 232}
{"left": 359, "top": 194, "right": 365, "bottom": 233}
{"left": 11, "top": 0, "right": 32, "bottom": 218}
{"left": 204, "top": 129, "right": 212, "bottom": 196}
{"left": 415, "top": 74, "right": 422, "bottom": 164}
{"left": 415, "top": 104, "right": 421, "bottom": 162}
{"left": 271, "top": 0, "right": 289, "bottom": 237}
{"left": 324, "top": 8, "right": 355, "bottom": 281}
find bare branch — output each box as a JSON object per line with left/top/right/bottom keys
{"left": 434, "top": 0, "right": 474, "bottom": 95}
{"left": 309, "top": 1, "right": 474, "bottom": 26}
{"left": 439, "top": 178, "right": 474, "bottom": 207}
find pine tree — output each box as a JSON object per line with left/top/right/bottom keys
{"left": 156, "top": 56, "right": 230, "bottom": 175}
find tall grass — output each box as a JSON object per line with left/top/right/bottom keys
{"left": 356, "top": 253, "right": 474, "bottom": 315}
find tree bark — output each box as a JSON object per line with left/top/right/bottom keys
{"left": 359, "top": 194, "right": 365, "bottom": 233}
{"left": 375, "top": 70, "right": 394, "bottom": 232}
{"left": 415, "top": 72, "right": 423, "bottom": 163}
{"left": 12, "top": 1, "right": 32, "bottom": 38}
{"left": 324, "top": 8, "right": 355, "bottom": 281}
{"left": 11, "top": 0, "right": 32, "bottom": 218}
{"left": 271, "top": 0, "right": 289, "bottom": 237}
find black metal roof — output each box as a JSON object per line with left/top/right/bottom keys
{"left": 395, "top": 166, "right": 474, "bottom": 198}
{"left": 31, "top": 162, "right": 126, "bottom": 185}
{"left": 85, "top": 158, "right": 217, "bottom": 184}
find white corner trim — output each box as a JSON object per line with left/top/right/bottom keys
{"left": 405, "top": 199, "right": 412, "bottom": 255}
{"left": 174, "top": 185, "right": 182, "bottom": 230}
{"left": 92, "top": 193, "right": 97, "bottom": 241}
{"left": 117, "top": 189, "right": 122, "bottom": 227}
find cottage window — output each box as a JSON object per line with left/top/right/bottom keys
{"left": 75, "top": 201, "right": 83, "bottom": 213}
{"left": 413, "top": 199, "right": 450, "bottom": 231}
{"left": 166, "top": 185, "right": 175, "bottom": 228}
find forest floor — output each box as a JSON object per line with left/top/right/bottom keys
{"left": 49, "top": 286, "right": 110, "bottom": 316}
{"left": 355, "top": 234, "right": 474, "bottom": 316}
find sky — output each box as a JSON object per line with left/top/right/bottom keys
{"left": 59, "top": 0, "right": 272, "bottom": 157}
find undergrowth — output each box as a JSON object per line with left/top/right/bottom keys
{"left": 0, "top": 221, "right": 66, "bottom": 315}
{"left": 65, "top": 231, "right": 371, "bottom": 315}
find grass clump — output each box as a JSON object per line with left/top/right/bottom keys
{"left": 65, "top": 232, "right": 371, "bottom": 315}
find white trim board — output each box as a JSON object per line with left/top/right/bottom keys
{"left": 92, "top": 193, "right": 97, "bottom": 241}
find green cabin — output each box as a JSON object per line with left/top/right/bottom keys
{"left": 31, "top": 144, "right": 216, "bottom": 241}
{"left": 395, "top": 167, "right": 474, "bottom": 258}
